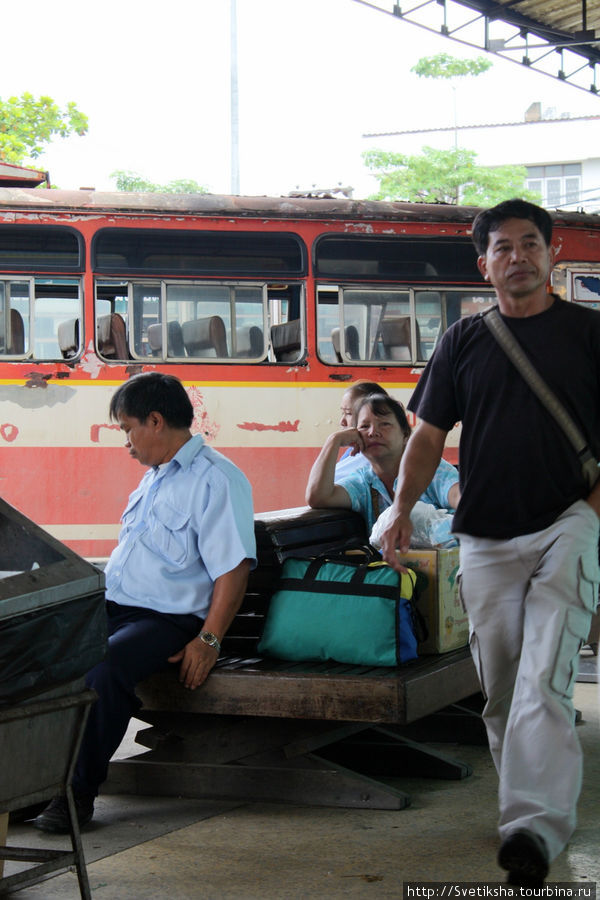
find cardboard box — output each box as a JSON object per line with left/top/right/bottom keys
{"left": 396, "top": 546, "right": 469, "bottom": 654}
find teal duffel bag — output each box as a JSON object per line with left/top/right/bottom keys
{"left": 257, "top": 556, "right": 420, "bottom": 666}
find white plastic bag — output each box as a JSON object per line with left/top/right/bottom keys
{"left": 370, "top": 500, "right": 457, "bottom": 550}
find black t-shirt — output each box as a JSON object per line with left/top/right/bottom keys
{"left": 409, "top": 298, "right": 600, "bottom": 538}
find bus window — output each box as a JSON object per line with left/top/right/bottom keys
{"left": 314, "top": 234, "right": 482, "bottom": 282}
{"left": 416, "top": 291, "right": 493, "bottom": 357}
{"left": 0, "top": 225, "right": 83, "bottom": 272}
{"left": 0, "top": 281, "right": 29, "bottom": 357}
{"left": 317, "top": 286, "right": 411, "bottom": 363}
{"left": 93, "top": 228, "right": 306, "bottom": 277}
{"left": 318, "top": 286, "right": 495, "bottom": 365}
{"left": 95, "top": 278, "right": 304, "bottom": 362}
{"left": 0, "top": 277, "right": 81, "bottom": 359}
{"left": 33, "top": 280, "right": 82, "bottom": 360}
{"left": 415, "top": 292, "right": 442, "bottom": 361}
{"left": 443, "top": 291, "right": 495, "bottom": 329}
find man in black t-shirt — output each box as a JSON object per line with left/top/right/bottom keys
{"left": 381, "top": 199, "right": 600, "bottom": 887}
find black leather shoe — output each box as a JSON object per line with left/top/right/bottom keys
{"left": 33, "top": 792, "right": 95, "bottom": 834}
{"left": 498, "top": 829, "right": 549, "bottom": 887}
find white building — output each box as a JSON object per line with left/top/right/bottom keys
{"left": 363, "top": 104, "right": 600, "bottom": 213}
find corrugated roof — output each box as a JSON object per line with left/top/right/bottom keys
{"left": 365, "top": 112, "right": 600, "bottom": 137}
{"left": 459, "top": 0, "right": 600, "bottom": 64}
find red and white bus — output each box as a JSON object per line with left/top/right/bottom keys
{"left": 0, "top": 188, "right": 598, "bottom": 558}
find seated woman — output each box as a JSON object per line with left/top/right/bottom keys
{"left": 335, "top": 379, "right": 389, "bottom": 480}
{"left": 307, "top": 393, "right": 460, "bottom": 531}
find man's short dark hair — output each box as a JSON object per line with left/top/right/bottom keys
{"left": 471, "top": 199, "right": 553, "bottom": 256}
{"left": 109, "top": 373, "right": 194, "bottom": 428}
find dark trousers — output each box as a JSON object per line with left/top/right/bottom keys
{"left": 72, "top": 600, "right": 201, "bottom": 797}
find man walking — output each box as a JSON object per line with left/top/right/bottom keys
{"left": 34, "top": 372, "right": 256, "bottom": 832}
{"left": 381, "top": 199, "right": 600, "bottom": 885}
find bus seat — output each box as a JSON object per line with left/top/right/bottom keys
{"left": 235, "top": 325, "right": 263, "bottom": 358}
{"left": 146, "top": 321, "right": 186, "bottom": 358}
{"left": 146, "top": 323, "right": 163, "bottom": 356}
{"left": 97, "top": 313, "right": 129, "bottom": 360}
{"left": 331, "top": 325, "right": 359, "bottom": 362}
{"left": 271, "top": 319, "right": 301, "bottom": 362}
{"left": 167, "top": 321, "right": 185, "bottom": 357}
{"left": 58, "top": 318, "right": 80, "bottom": 359}
{"left": 1, "top": 309, "right": 26, "bottom": 354}
{"left": 182, "top": 316, "right": 229, "bottom": 358}
{"left": 381, "top": 316, "right": 412, "bottom": 361}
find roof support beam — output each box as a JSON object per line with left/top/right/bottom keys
{"left": 354, "top": 0, "right": 600, "bottom": 96}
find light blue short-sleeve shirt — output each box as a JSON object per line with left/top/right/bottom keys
{"left": 104, "top": 434, "right": 256, "bottom": 617}
{"left": 339, "top": 457, "right": 458, "bottom": 532}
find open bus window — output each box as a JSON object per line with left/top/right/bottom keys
{"left": 0, "top": 277, "right": 81, "bottom": 359}
{"left": 415, "top": 292, "right": 441, "bottom": 361}
{"left": 317, "top": 286, "right": 413, "bottom": 364}
{"left": 0, "top": 281, "right": 29, "bottom": 357}
{"left": 0, "top": 281, "right": 27, "bottom": 356}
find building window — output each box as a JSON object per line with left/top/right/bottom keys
{"left": 526, "top": 163, "right": 581, "bottom": 208}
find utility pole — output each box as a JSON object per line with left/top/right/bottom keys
{"left": 230, "top": 0, "right": 240, "bottom": 195}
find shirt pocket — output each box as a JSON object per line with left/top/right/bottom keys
{"left": 146, "top": 499, "right": 192, "bottom": 566}
{"left": 119, "top": 490, "right": 144, "bottom": 536}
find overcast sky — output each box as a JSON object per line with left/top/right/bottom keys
{"left": 3, "top": 0, "right": 600, "bottom": 198}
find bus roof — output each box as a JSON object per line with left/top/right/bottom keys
{"left": 0, "top": 187, "right": 599, "bottom": 228}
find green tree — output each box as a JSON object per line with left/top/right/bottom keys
{"left": 0, "top": 93, "right": 88, "bottom": 164}
{"left": 112, "top": 170, "right": 207, "bottom": 193}
{"left": 363, "top": 146, "right": 541, "bottom": 206}
{"left": 411, "top": 52, "right": 492, "bottom": 79}
{"left": 363, "top": 51, "right": 540, "bottom": 206}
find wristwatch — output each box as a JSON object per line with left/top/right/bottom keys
{"left": 198, "top": 630, "right": 221, "bottom": 654}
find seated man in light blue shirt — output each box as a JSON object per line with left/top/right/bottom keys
{"left": 34, "top": 372, "right": 256, "bottom": 834}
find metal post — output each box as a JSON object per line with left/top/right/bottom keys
{"left": 230, "top": 0, "right": 240, "bottom": 195}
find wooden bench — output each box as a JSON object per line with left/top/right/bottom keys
{"left": 106, "top": 508, "right": 481, "bottom": 810}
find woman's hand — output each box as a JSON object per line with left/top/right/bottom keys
{"left": 336, "top": 427, "right": 364, "bottom": 456}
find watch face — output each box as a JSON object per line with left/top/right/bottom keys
{"left": 202, "top": 632, "right": 218, "bottom": 646}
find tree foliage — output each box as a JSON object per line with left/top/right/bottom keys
{"left": 411, "top": 52, "right": 492, "bottom": 79}
{"left": 363, "top": 146, "right": 541, "bottom": 206}
{"left": 0, "top": 93, "right": 88, "bottom": 164}
{"left": 111, "top": 170, "right": 207, "bottom": 193}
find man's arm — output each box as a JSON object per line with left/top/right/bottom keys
{"left": 381, "top": 421, "right": 449, "bottom": 569}
{"left": 168, "top": 558, "right": 251, "bottom": 690}
{"left": 305, "top": 430, "right": 361, "bottom": 509}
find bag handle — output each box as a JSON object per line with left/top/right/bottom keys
{"left": 483, "top": 306, "right": 599, "bottom": 489}
{"left": 304, "top": 549, "right": 375, "bottom": 583}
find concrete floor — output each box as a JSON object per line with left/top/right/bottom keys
{"left": 4, "top": 674, "right": 599, "bottom": 899}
